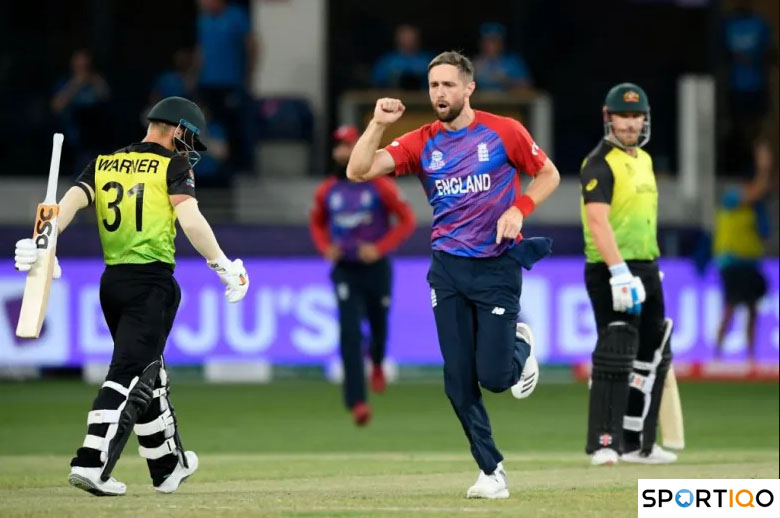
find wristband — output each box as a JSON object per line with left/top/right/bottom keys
{"left": 207, "top": 254, "right": 231, "bottom": 273}
{"left": 513, "top": 194, "right": 535, "bottom": 217}
{"left": 609, "top": 262, "right": 630, "bottom": 277}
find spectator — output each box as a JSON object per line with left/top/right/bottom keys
{"left": 473, "top": 22, "right": 533, "bottom": 92}
{"left": 51, "top": 49, "right": 111, "bottom": 171}
{"left": 197, "top": 0, "right": 259, "bottom": 173}
{"left": 372, "top": 24, "right": 432, "bottom": 90}
{"left": 722, "top": 0, "right": 777, "bottom": 171}
{"left": 149, "top": 48, "right": 197, "bottom": 105}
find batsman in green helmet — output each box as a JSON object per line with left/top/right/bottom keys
{"left": 580, "top": 83, "right": 678, "bottom": 466}
{"left": 14, "top": 96, "right": 250, "bottom": 496}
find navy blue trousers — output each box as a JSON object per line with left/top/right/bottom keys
{"left": 427, "top": 250, "right": 530, "bottom": 474}
{"left": 331, "top": 258, "right": 392, "bottom": 409}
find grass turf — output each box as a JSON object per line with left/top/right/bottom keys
{"left": 0, "top": 380, "right": 777, "bottom": 517}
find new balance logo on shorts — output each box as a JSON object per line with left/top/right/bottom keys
{"left": 491, "top": 306, "right": 505, "bottom": 315}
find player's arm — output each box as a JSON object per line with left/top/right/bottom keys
{"left": 585, "top": 203, "right": 622, "bottom": 266}
{"left": 522, "top": 158, "right": 560, "bottom": 208}
{"left": 346, "top": 98, "right": 406, "bottom": 182}
{"left": 167, "top": 158, "right": 248, "bottom": 303}
{"left": 581, "top": 156, "right": 621, "bottom": 266}
{"left": 172, "top": 195, "right": 248, "bottom": 303}
{"left": 15, "top": 160, "right": 97, "bottom": 277}
{"left": 57, "top": 186, "right": 91, "bottom": 235}
{"left": 309, "top": 179, "right": 341, "bottom": 262}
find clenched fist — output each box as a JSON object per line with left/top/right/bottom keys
{"left": 373, "top": 98, "right": 406, "bottom": 126}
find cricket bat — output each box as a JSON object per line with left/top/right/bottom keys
{"left": 16, "top": 133, "right": 64, "bottom": 338}
{"left": 659, "top": 366, "right": 685, "bottom": 450}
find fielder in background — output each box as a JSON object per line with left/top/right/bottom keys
{"left": 580, "top": 83, "right": 677, "bottom": 466}
{"left": 310, "top": 124, "right": 415, "bottom": 426}
{"left": 714, "top": 135, "right": 774, "bottom": 362}
{"left": 14, "top": 96, "right": 249, "bottom": 496}
{"left": 346, "top": 51, "right": 560, "bottom": 499}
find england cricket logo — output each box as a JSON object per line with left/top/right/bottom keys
{"left": 477, "top": 142, "right": 489, "bottom": 162}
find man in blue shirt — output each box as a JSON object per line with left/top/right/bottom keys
{"left": 372, "top": 24, "right": 432, "bottom": 90}
{"left": 473, "top": 23, "right": 533, "bottom": 92}
{"left": 197, "top": 0, "right": 259, "bottom": 172}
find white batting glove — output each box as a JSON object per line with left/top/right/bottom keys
{"left": 207, "top": 255, "right": 249, "bottom": 303}
{"left": 14, "top": 238, "right": 61, "bottom": 279}
{"left": 609, "top": 263, "right": 645, "bottom": 314}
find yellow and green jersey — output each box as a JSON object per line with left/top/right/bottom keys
{"left": 76, "top": 142, "right": 196, "bottom": 266}
{"left": 714, "top": 204, "right": 765, "bottom": 260}
{"left": 579, "top": 140, "right": 660, "bottom": 264}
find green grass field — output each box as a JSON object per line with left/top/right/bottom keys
{"left": 0, "top": 379, "right": 777, "bottom": 517}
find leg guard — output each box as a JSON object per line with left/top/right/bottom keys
{"left": 100, "top": 360, "right": 161, "bottom": 481}
{"left": 134, "top": 360, "right": 188, "bottom": 485}
{"left": 624, "top": 318, "right": 673, "bottom": 453}
{"left": 586, "top": 321, "right": 639, "bottom": 454}
{"left": 72, "top": 380, "right": 132, "bottom": 469}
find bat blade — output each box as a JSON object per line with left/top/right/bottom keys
{"left": 16, "top": 204, "right": 59, "bottom": 338}
{"left": 659, "top": 366, "right": 685, "bottom": 450}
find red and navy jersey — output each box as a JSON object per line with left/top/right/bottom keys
{"left": 385, "top": 110, "right": 547, "bottom": 258}
{"left": 310, "top": 176, "right": 415, "bottom": 261}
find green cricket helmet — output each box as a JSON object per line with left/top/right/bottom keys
{"left": 148, "top": 96, "right": 207, "bottom": 166}
{"left": 603, "top": 82, "right": 651, "bottom": 148}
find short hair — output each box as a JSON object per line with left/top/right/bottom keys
{"left": 149, "top": 120, "right": 175, "bottom": 133}
{"left": 427, "top": 51, "right": 474, "bottom": 82}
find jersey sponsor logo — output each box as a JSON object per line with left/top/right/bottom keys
{"left": 186, "top": 169, "right": 195, "bottom": 188}
{"left": 97, "top": 157, "right": 160, "bottom": 174}
{"left": 333, "top": 211, "right": 373, "bottom": 229}
{"left": 491, "top": 306, "right": 505, "bottom": 315}
{"left": 477, "top": 142, "right": 490, "bottom": 162}
{"left": 360, "top": 190, "right": 374, "bottom": 207}
{"left": 585, "top": 179, "right": 598, "bottom": 192}
{"left": 623, "top": 90, "right": 640, "bottom": 103}
{"left": 434, "top": 173, "right": 492, "bottom": 196}
{"left": 531, "top": 142, "right": 540, "bottom": 156}
{"left": 429, "top": 150, "right": 445, "bottom": 171}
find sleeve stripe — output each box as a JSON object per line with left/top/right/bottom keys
{"left": 76, "top": 182, "right": 94, "bottom": 205}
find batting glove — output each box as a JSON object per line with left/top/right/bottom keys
{"left": 14, "top": 238, "right": 61, "bottom": 279}
{"left": 207, "top": 255, "right": 249, "bottom": 303}
{"left": 609, "top": 262, "right": 645, "bottom": 314}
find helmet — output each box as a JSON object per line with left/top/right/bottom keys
{"left": 148, "top": 96, "right": 207, "bottom": 151}
{"left": 603, "top": 82, "right": 651, "bottom": 148}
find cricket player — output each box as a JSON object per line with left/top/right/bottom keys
{"left": 14, "top": 96, "right": 249, "bottom": 496}
{"left": 346, "top": 51, "right": 560, "bottom": 499}
{"left": 310, "top": 124, "right": 415, "bottom": 426}
{"left": 580, "top": 83, "right": 677, "bottom": 466}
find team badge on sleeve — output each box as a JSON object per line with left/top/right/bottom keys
{"left": 586, "top": 179, "right": 598, "bottom": 191}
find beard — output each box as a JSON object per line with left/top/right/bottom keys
{"left": 433, "top": 99, "right": 464, "bottom": 123}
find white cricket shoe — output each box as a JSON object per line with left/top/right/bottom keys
{"left": 68, "top": 466, "right": 126, "bottom": 496}
{"left": 511, "top": 323, "right": 539, "bottom": 399}
{"left": 591, "top": 448, "right": 619, "bottom": 466}
{"left": 466, "top": 462, "right": 509, "bottom": 499}
{"left": 155, "top": 451, "right": 199, "bottom": 493}
{"left": 622, "top": 444, "right": 678, "bottom": 464}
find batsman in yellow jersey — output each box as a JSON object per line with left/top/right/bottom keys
{"left": 13, "top": 97, "right": 250, "bottom": 496}
{"left": 580, "top": 83, "right": 677, "bottom": 466}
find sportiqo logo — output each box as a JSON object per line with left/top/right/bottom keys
{"left": 638, "top": 479, "right": 780, "bottom": 517}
